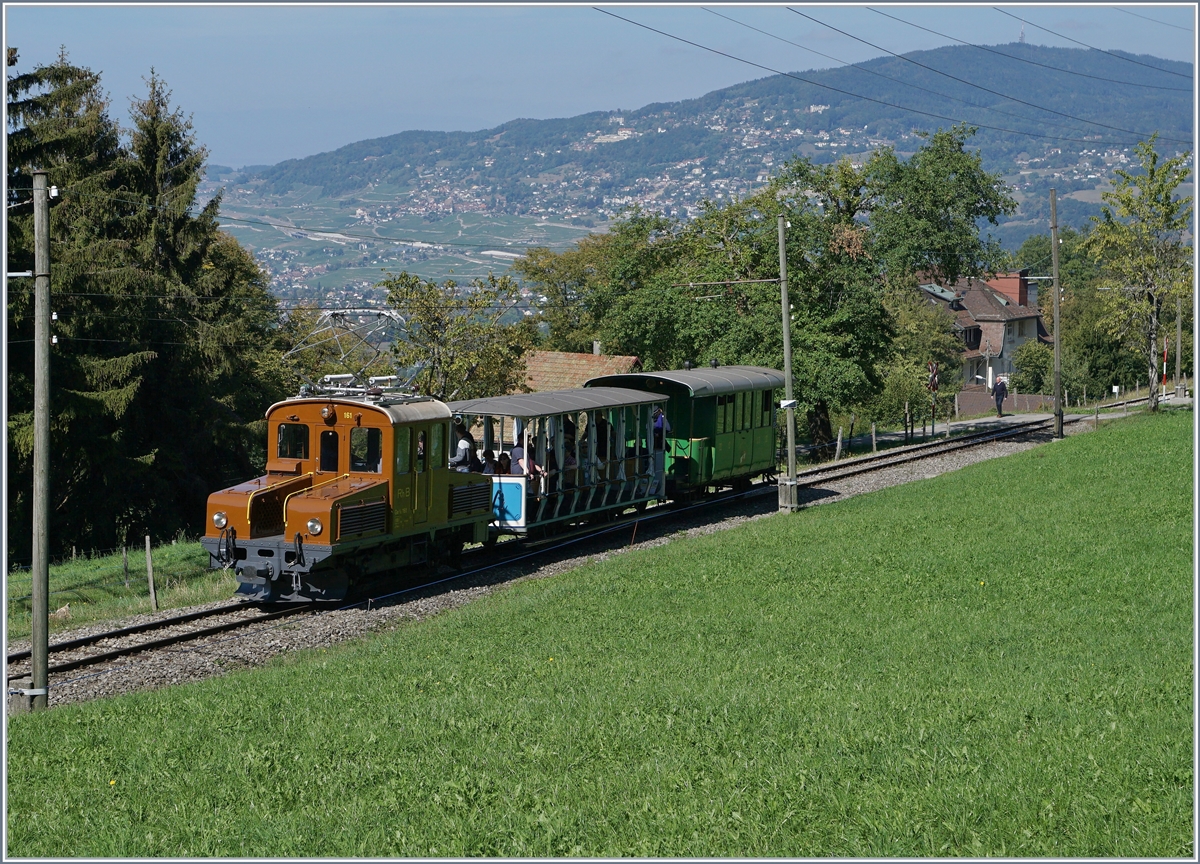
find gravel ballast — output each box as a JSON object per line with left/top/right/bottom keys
{"left": 7, "top": 416, "right": 1106, "bottom": 711}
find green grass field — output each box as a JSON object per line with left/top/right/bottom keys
{"left": 7, "top": 542, "right": 234, "bottom": 641}
{"left": 6, "top": 411, "right": 1193, "bottom": 856}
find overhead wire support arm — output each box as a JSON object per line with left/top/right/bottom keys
{"left": 670, "top": 278, "right": 781, "bottom": 287}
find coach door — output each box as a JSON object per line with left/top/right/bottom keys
{"left": 735, "top": 391, "right": 752, "bottom": 468}
{"left": 412, "top": 427, "right": 429, "bottom": 525}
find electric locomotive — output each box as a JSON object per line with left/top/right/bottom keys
{"left": 201, "top": 364, "right": 787, "bottom": 601}
{"left": 201, "top": 378, "right": 492, "bottom": 602}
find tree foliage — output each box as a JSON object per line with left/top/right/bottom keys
{"left": 517, "top": 126, "right": 1012, "bottom": 450}
{"left": 6, "top": 53, "right": 291, "bottom": 562}
{"left": 382, "top": 272, "right": 537, "bottom": 401}
{"left": 1085, "top": 136, "right": 1193, "bottom": 410}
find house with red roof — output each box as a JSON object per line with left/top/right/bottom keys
{"left": 521, "top": 349, "right": 641, "bottom": 393}
{"left": 918, "top": 270, "right": 1051, "bottom": 388}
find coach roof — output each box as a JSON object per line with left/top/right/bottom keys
{"left": 448, "top": 386, "right": 663, "bottom": 418}
{"left": 585, "top": 365, "right": 785, "bottom": 397}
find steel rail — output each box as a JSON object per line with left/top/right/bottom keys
{"left": 7, "top": 600, "right": 257, "bottom": 664}
{"left": 10, "top": 405, "right": 1148, "bottom": 692}
{"left": 7, "top": 604, "right": 315, "bottom": 682}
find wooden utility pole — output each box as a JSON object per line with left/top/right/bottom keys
{"left": 778, "top": 215, "right": 799, "bottom": 512}
{"left": 29, "top": 171, "right": 51, "bottom": 711}
{"left": 1050, "top": 189, "right": 1064, "bottom": 438}
{"left": 146, "top": 536, "right": 158, "bottom": 612}
{"left": 1176, "top": 297, "right": 1183, "bottom": 396}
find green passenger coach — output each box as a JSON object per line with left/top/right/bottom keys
{"left": 584, "top": 364, "right": 785, "bottom": 494}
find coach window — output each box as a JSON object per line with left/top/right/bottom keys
{"left": 350, "top": 427, "right": 382, "bottom": 473}
{"left": 319, "top": 430, "right": 339, "bottom": 473}
{"left": 760, "top": 390, "right": 772, "bottom": 427}
{"left": 415, "top": 431, "right": 427, "bottom": 473}
{"left": 395, "top": 428, "right": 411, "bottom": 474}
{"left": 278, "top": 423, "right": 309, "bottom": 459}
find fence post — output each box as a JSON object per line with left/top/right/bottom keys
{"left": 834, "top": 427, "right": 843, "bottom": 461}
{"left": 871, "top": 422, "right": 877, "bottom": 453}
{"left": 123, "top": 546, "right": 129, "bottom": 589}
{"left": 145, "top": 535, "right": 158, "bottom": 612}
{"left": 1094, "top": 406, "right": 1099, "bottom": 431}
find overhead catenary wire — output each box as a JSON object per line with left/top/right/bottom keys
{"left": 866, "top": 7, "right": 1193, "bottom": 93}
{"left": 593, "top": 7, "right": 1156, "bottom": 149}
{"left": 702, "top": 7, "right": 1140, "bottom": 134}
{"left": 1113, "top": 6, "right": 1193, "bottom": 33}
{"left": 788, "top": 7, "right": 1190, "bottom": 145}
{"left": 992, "top": 8, "right": 1193, "bottom": 80}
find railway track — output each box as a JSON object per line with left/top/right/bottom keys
{"left": 7, "top": 601, "right": 316, "bottom": 684}
{"left": 8, "top": 407, "right": 1123, "bottom": 704}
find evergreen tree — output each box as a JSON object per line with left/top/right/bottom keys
{"left": 6, "top": 55, "right": 290, "bottom": 562}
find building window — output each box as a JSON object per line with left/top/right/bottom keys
{"left": 1018, "top": 319, "right": 1030, "bottom": 338}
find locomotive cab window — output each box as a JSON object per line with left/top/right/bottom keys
{"left": 395, "top": 428, "right": 411, "bottom": 474}
{"left": 431, "top": 423, "right": 446, "bottom": 467}
{"left": 277, "top": 423, "right": 309, "bottom": 459}
{"left": 416, "top": 430, "right": 427, "bottom": 473}
{"left": 350, "top": 427, "right": 382, "bottom": 473}
{"left": 319, "top": 430, "right": 339, "bottom": 473}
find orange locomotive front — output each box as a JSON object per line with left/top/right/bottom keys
{"left": 201, "top": 388, "right": 492, "bottom": 602}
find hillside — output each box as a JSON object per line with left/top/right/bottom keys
{"left": 208, "top": 43, "right": 1192, "bottom": 298}
{"left": 8, "top": 411, "right": 1193, "bottom": 856}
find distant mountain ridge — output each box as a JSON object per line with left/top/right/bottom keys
{"left": 239, "top": 43, "right": 1190, "bottom": 207}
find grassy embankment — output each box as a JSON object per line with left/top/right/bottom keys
{"left": 7, "top": 542, "right": 233, "bottom": 641}
{"left": 7, "top": 410, "right": 1193, "bottom": 856}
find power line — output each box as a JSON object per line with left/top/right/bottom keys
{"left": 595, "top": 7, "right": 1153, "bottom": 148}
{"left": 789, "top": 8, "right": 1189, "bottom": 144}
{"left": 1114, "top": 7, "right": 1193, "bottom": 33}
{"left": 993, "top": 8, "right": 1193, "bottom": 79}
{"left": 867, "top": 7, "right": 1193, "bottom": 93}
{"left": 703, "top": 7, "right": 1128, "bottom": 136}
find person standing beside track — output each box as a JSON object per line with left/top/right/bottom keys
{"left": 993, "top": 376, "right": 1008, "bottom": 418}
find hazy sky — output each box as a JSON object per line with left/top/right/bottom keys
{"left": 5, "top": 4, "right": 1196, "bottom": 168}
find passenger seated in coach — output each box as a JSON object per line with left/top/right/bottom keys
{"left": 497, "top": 452, "right": 512, "bottom": 475}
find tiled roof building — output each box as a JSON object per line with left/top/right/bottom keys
{"left": 522, "top": 350, "right": 641, "bottom": 393}
{"left": 917, "top": 270, "right": 1051, "bottom": 388}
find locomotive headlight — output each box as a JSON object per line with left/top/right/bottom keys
{"left": 212, "top": 511, "right": 228, "bottom": 529}
{"left": 307, "top": 517, "right": 323, "bottom": 536}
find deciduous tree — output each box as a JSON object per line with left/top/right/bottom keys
{"left": 1086, "top": 136, "right": 1193, "bottom": 411}
{"left": 382, "top": 271, "right": 536, "bottom": 400}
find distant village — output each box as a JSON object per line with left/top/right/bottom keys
{"left": 211, "top": 98, "right": 1186, "bottom": 306}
